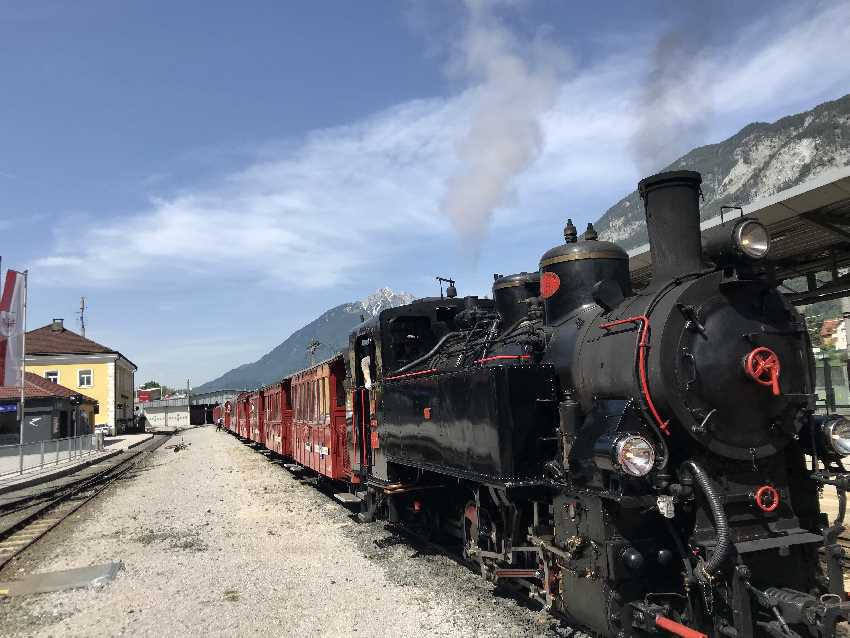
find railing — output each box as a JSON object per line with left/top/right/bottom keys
{"left": 815, "top": 359, "right": 850, "bottom": 415}
{"left": 0, "top": 434, "right": 102, "bottom": 479}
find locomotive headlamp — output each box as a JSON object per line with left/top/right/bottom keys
{"left": 735, "top": 220, "right": 770, "bottom": 259}
{"left": 702, "top": 217, "right": 771, "bottom": 265}
{"left": 615, "top": 435, "right": 656, "bottom": 476}
{"left": 823, "top": 416, "right": 850, "bottom": 456}
{"left": 801, "top": 415, "right": 850, "bottom": 459}
{"left": 594, "top": 433, "right": 656, "bottom": 476}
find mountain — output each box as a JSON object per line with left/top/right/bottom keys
{"left": 195, "top": 288, "right": 415, "bottom": 392}
{"left": 595, "top": 94, "right": 850, "bottom": 250}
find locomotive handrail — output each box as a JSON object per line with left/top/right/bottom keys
{"left": 598, "top": 315, "right": 671, "bottom": 436}
{"left": 383, "top": 368, "right": 439, "bottom": 382}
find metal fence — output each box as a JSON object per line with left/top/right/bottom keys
{"left": 0, "top": 434, "right": 102, "bottom": 479}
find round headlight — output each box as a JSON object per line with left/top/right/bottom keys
{"left": 615, "top": 435, "right": 656, "bottom": 477}
{"left": 735, "top": 220, "right": 770, "bottom": 259}
{"left": 824, "top": 417, "right": 850, "bottom": 456}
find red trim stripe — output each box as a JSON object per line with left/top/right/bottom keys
{"left": 475, "top": 355, "right": 531, "bottom": 364}
{"left": 384, "top": 368, "right": 438, "bottom": 381}
{"left": 655, "top": 615, "right": 708, "bottom": 638}
{"left": 599, "top": 315, "right": 670, "bottom": 436}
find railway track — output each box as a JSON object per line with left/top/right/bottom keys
{"left": 0, "top": 434, "right": 170, "bottom": 571}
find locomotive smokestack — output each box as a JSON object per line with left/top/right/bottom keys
{"left": 638, "top": 170, "right": 704, "bottom": 286}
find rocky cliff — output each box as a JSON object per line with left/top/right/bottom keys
{"left": 595, "top": 94, "right": 850, "bottom": 249}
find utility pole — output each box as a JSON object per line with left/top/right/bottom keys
{"left": 78, "top": 297, "right": 86, "bottom": 337}
{"left": 307, "top": 339, "right": 321, "bottom": 367}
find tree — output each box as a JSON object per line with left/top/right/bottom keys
{"left": 139, "top": 380, "right": 179, "bottom": 395}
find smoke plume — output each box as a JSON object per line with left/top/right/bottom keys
{"left": 631, "top": 28, "right": 713, "bottom": 176}
{"left": 441, "top": 0, "right": 567, "bottom": 241}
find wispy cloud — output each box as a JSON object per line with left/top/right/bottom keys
{"left": 34, "top": 1, "right": 850, "bottom": 290}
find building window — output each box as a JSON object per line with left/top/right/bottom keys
{"left": 78, "top": 369, "right": 93, "bottom": 388}
{"left": 45, "top": 371, "right": 59, "bottom": 384}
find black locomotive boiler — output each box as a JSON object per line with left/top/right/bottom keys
{"left": 346, "top": 170, "right": 850, "bottom": 638}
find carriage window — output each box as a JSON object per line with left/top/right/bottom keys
{"left": 336, "top": 373, "right": 345, "bottom": 407}
{"left": 295, "top": 385, "right": 301, "bottom": 420}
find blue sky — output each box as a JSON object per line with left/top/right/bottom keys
{"left": 2, "top": 0, "right": 849, "bottom": 386}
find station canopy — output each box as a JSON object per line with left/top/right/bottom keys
{"left": 628, "top": 166, "right": 850, "bottom": 305}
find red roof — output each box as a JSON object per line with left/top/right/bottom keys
{"left": 0, "top": 372, "right": 97, "bottom": 402}
{"left": 26, "top": 321, "right": 136, "bottom": 369}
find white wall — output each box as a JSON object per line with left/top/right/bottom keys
{"left": 142, "top": 405, "right": 190, "bottom": 429}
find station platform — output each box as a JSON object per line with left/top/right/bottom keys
{"left": 0, "top": 433, "right": 153, "bottom": 495}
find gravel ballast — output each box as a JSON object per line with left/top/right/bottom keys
{"left": 0, "top": 427, "right": 562, "bottom": 637}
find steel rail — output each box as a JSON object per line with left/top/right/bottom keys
{"left": 0, "top": 435, "right": 170, "bottom": 571}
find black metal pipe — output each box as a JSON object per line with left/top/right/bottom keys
{"left": 638, "top": 171, "right": 705, "bottom": 286}
{"left": 391, "top": 332, "right": 456, "bottom": 374}
{"left": 681, "top": 460, "right": 731, "bottom": 580}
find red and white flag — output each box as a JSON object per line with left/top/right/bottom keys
{"left": 0, "top": 270, "right": 26, "bottom": 387}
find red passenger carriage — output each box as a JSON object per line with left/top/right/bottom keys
{"left": 261, "top": 381, "right": 293, "bottom": 457}
{"left": 290, "top": 355, "right": 349, "bottom": 481}
{"left": 249, "top": 391, "right": 264, "bottom": 445}
{"left": 236, "top": 392, "right": 251, "bottom": 438}
{"left": 223, "top": 355, "right": 350, "bottom": 481}
{"left": 223, "top": 400, "right": 233, "bottom": 431}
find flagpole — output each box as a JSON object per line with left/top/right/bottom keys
{"left": 18, "top": 270, "right": 27, "bottom": 455}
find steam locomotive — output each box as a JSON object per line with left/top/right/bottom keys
{"left": 224, "top": 169, "right": 850, "bottom": 638}
{"left": 342, "top": 171, "right": 850, "bottom": 638}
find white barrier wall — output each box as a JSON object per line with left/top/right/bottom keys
{"left": 142, "top": 406, "right": 190, "bottom": 429}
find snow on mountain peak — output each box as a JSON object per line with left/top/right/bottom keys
{"left": 359, "top": 287, "right": 415, "bottom": 316}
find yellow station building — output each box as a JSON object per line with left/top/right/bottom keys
{"left": 25, "top": 319, "right": 137, "bottom": 435}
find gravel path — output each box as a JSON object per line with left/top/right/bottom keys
{"left": 0, "top": 427, "right": 561, "bottom": 638}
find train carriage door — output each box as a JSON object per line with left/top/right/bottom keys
{"left": 353, "top": 334, "right": 376, "bottom": 478}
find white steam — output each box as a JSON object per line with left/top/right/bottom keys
{"left": 631, "top": 29, "right": 713, "bottom": 176}
{"left": 441, "top": 0, "right": 567, "bottom": 241}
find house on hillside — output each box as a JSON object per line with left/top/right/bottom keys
{"left": 25, "top": 319, "right": 137, "bottom": 436}
{"left": 0, "top": 372, "right": 98, "bottom": 445}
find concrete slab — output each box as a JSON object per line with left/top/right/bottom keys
{"left": 0, "top": 562, "right": 122, "bottom": 597}
{"left": 333, "top": 492, "right": 362, "bottom": 504}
